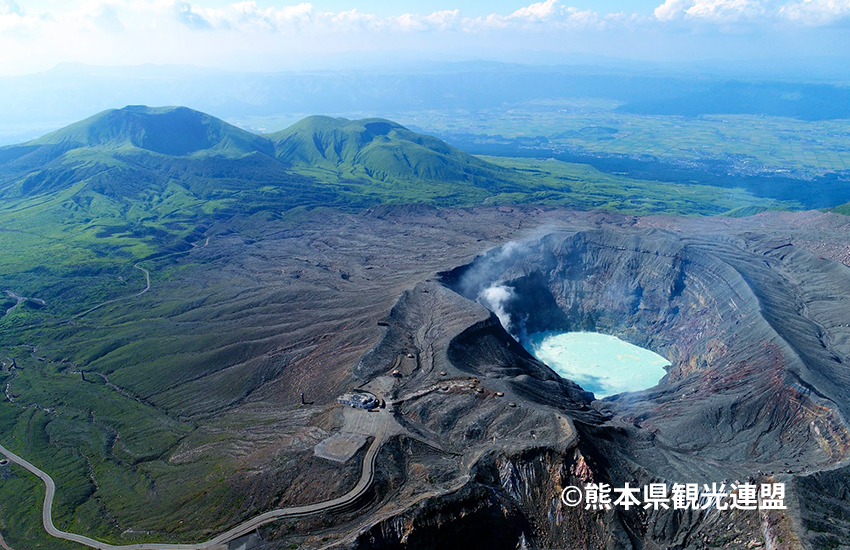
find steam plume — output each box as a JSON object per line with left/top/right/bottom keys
{"left": 477, "top": 284, "right": 516, "bottom": 336}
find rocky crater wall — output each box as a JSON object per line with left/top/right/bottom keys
{"left": 441, "top": 228, "right": 850, "bottom": 472}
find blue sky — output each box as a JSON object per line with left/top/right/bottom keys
{"left": 217, "top": 1, "right": 661, "bottom": 15}
{"left": 1, "top": 0, "right": 848, "bottom": 76}
{"left": 18, "top": 1, "right": 663, "bottom": 15}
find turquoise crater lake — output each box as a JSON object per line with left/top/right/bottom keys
{"left": 525, "top": 332, "right": 670, "bottom": 398}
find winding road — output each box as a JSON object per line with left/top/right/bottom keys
{"left": 0, "top": 410, "right": 387, "bottom": 550}
{"left": 1, "top": 235, "right": 391, "bottom": 549}
{"left": 71, "top": 236, "right": 210, "bottom": 321}
{"left": 72, "top": 264, "right": 150, "bottom": 320}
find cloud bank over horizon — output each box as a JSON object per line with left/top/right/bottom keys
{"left": 1, "top": 0, "right": 849, "bottom": 76}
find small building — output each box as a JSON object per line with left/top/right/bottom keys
{"left": 337, "top": 391, "right": 379, "bottom": 410}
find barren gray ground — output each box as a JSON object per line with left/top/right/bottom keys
{"left": 4, "top": 206, "right": 850, "bottom": 550}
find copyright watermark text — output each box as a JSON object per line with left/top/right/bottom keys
{"left": 559, "top": 482, "right": 786, "bottom": 511}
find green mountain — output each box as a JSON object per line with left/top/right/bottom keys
{"left": 833, "top": 202, "right": 850, "bottom": 216}
{"left": 0, "top": 106, "right": 274, "bottom": 185}
{"left": 0, "top": 107, "right": 516, "bottom": 202}
{"left": 271, "top": 116, "right": 513, "bottom": 189}
{"left": 0, "top": 105, "right": 793, "bottom": 316}
{"left": 31, "top": 105, "right": 274, "bottom": 157}
{"left": 0, "top": 106, "right": 523, "bottom": 312}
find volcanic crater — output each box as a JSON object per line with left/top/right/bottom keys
{"left": 350, "top": 221, "right": 850, "bottom": 549}
{"left": 441, "top": 228, "right": 850, "bottom": 469}
{"left": 6, "top": 206, "right": 850, "bottom": 550}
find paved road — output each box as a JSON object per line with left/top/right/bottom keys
{"left": 0, "top": 236, "right": 394, "bottom": 549}
{"left": 0, "top": 533, "right": 15, "bottom": 550}
{"left": 0, "top": 409, "right": 388, "bottom": 550}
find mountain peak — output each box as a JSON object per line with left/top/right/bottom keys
{"left": 0, "top": 107, "right": 516, "bottom": 202}
{"left": 31, "top": 105, "right": 273, "bottom": 157}
{"left": 269, "top": 115, "right": 504, "bottom": 186}
{"left": 277, "top": 116, "right": 407, "bottom": 142}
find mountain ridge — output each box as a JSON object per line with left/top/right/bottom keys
{"left": 30, "top": 105, "right": 275, "bottom": 157}
{"left": 271, "top": 115, "right": 515, "bottom": 188}
{"left": 0, "top": 106, "right": 528, "bottom": 309}
{"left": 0, "top": 106, "right": 515, "bottom": 195}
{"left": 0, "top": 104, "right": 799, "bottom": 327}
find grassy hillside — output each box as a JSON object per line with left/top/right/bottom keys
{"left": 32, "top": 105, "right": 274, "bottom": 157}
{"left": 271, "top": 116, "right": 517, "bottom": 193}
{"left": 479, "top": 156, "right": 791, "bottom": 215}
{"left": 0, "top": 108, "right": 329, "bottom": 314}
{"left": 833, "top": 202, "right": 850, "bottom": 215}
{"left": 0, "top": 106, "right": 798, "bottom": 316}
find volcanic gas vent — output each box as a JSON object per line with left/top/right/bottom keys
{"left": 441, "top": 229, "right": 701, "bottom": 383}
{"left": 440, "top": 228, "right": 850, "bottom": 469}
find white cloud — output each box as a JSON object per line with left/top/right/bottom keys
{"left": 0, "top": 0, "right": 46, "bottom": 33}
{"left": 462, "top": 2, "right": 607, "bottom": 30}
{"left": 17, "top": 0, "right": 843, "bottom": 41}
{"left": 510, "top": 0, "right": 560, "bottom": 20}
{"left": 563, "top": 7, "right": 599, "bottom": 25}
{"left": 176, "top": 0, "right": 607, "bottom": 33}
{"left": 0, "top": 0, "right": 846, "bottom": 76}
{"left": 655, "top": 0, "right": 850, "bottom": 23}
{"left": 686, "top": 0, "right": 763, "bottom": 19}
{"left": 655, "top": 0, "right": 689, "bottom": 20}
{"left": 389, "top": 9, "right": 463, "bottom": 32}
{"left": 655, "top": 0, "right": 763, "bottom": 21}
{"left": 424, "top": 9, "right": 462, "bottom": 30}
{"left": 779, "top": 0, "right": 850, "bottom": 25}
{"left": 77, "top": 0, "right": 126, "bottom": 32}
{"left": 174, "top": 1, "right": 212, "bottom": 30}
{"left": 0, "top": 0, "right": 22, "bottom": 15}
{"left": 188, "top": 1, "right": 315, "bottom": 31}
{"left": 2, "top": 0, "right": 847, "bottom": 42}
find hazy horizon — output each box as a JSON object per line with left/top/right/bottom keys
{"left": 2, "top": 56, "right": 850, "bottom": 146}
{"left": 2, "top": 1, "right": 849, "bottom": 147}
{"left": 2, "top": 0, "right": 850, "bottom": 77}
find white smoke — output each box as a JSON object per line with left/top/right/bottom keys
{"left": 477, "top": 284, "right": 516, "bottom": 336}
{"left": 457, "top": 229, "right": 567, "bottom": 341}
